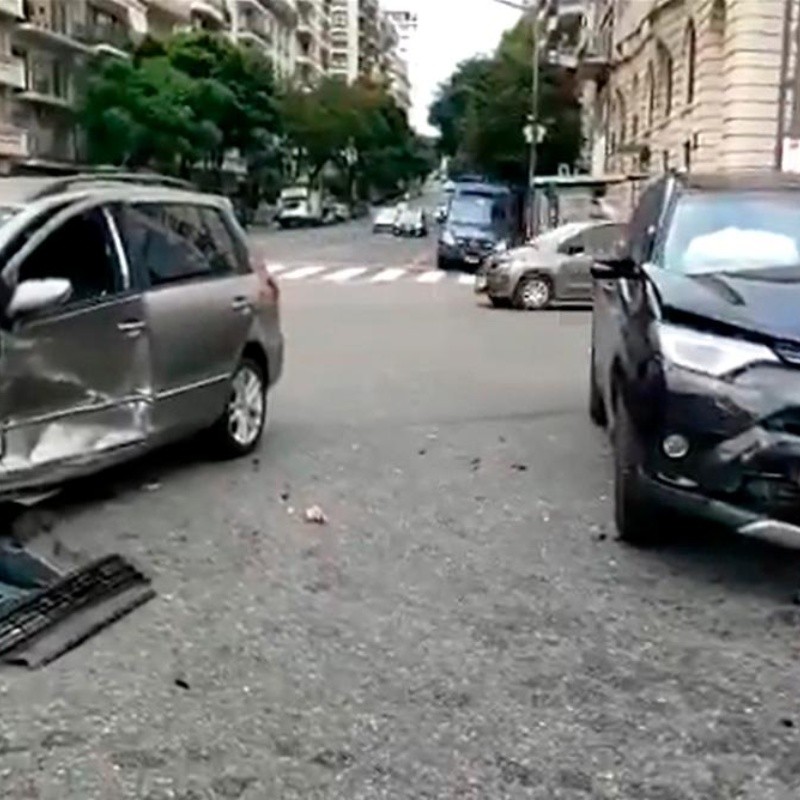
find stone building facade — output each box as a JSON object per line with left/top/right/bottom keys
{"left": 579, "top": 0, "right": 789, "bottom": 176}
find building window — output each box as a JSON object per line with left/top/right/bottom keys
{"left": 646, "top": 62, "right": 655, "bottom": 128}
{"left": 685, "top": 21, "right": 696, "bottom": 104}
{"left": 657, "top": 42, "right": 674, "bottom": 118}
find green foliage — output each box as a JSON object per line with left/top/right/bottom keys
{"left": 429, "top": 18, "right": 581, "bottom": 183}
{"left": 78, "top": 31, "right": 428, "bottom": 203}
{"left": 282, "top": 78, "right": 433, "bottom": 200}
{"left": 79, "top": 31, "right": 279, "bottom": 179}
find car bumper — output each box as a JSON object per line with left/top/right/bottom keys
{"left": 637, "top": 361, "right": 800, "bottom": 531}
{"left": 267, "top": 333, "right": 284, "bottom": 388}
{"left": 437, "top": 244, "right": 491, "bottom": 270}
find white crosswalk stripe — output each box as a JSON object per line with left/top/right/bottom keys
{"left": 281, "top": 266, "right": 326, "bottom": 280}
{"left": 458, "top": 274, "right": 475, "bottom": 285}
{"left": 324, "top": 267, "right": 369, "bottom": 282}
{"left": 371, "top": 267, "right": 407, "bottom": 282}
{"left": 265, "top": 263, "right": 289, "bottom": 274}
{"left": 416, "top": 270, "right": 446, "bottom": 284}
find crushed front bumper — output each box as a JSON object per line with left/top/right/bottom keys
{"left": 639, "top": 361, "right": 800, "bottom": 535}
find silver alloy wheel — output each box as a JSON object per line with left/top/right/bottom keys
{"left": 519, "top": 277, "right": 551, "bottom": 310}
{"left": 227, "top": 364, "right": 265, "bottom": 447}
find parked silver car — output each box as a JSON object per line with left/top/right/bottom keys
{"left": 0, "top": 173, "right": 284, "bottom": 500}
{"left": 476, "top": 220, "right": 626, "bottom": 310}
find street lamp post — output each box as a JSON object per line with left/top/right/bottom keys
{"left": 490, "top": 0, "right": 540, "bottom": 237}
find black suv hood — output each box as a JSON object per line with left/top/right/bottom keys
{"left": 648, "top": 265, "right": 800, "bottom": 342}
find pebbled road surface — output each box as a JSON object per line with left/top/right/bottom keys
{"left": 1, "top": 216, "right": 799, "bottom": 800}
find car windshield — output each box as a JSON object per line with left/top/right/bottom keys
{"left": 448, "top": 195, "right": 496, "bottom": 227}
{"left": 661, "top": 191, "right": 800, "bottom": 274}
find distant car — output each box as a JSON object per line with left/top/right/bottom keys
{"left": 476, "top": 220, "right": 626, "bottom": 309}
{"left": 332, "top": 203, "right": 350, "bottom": 222}
{"left": 373, "top": 206, "right": 399, "bottom": 233}
{"left": 435, "top": 204, "right": 448, "bottom": 223}
{"left": 393, "top": 208, "right": 428, "bottom": 237}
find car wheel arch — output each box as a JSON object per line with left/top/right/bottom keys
{"left": 239, "top": 341, "right": 269, "bottom": 385}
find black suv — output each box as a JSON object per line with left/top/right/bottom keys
{"left": 591, "top": 171, "right": 800, "bottom": 544}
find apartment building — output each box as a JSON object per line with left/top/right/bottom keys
{"left": 329, "top": 0, "right": 380, "bottom": 82}
{"left": 387, "top": 47, "right": 408, "bottom": 110}
{"left": 577, "top": 0, "right": 789, "bottom": 177}
{"left": 233, "top": 0, "right": 298, "bottom": 80}
{"left": 295, "top": 0, "right": 329, "bottom": 85}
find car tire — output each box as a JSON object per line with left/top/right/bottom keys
{"left": 209, "top": 356, "right": 268, "bottom": 458}
{"left": 589, "top": 348, "right": 607, "bottom": 427}
{"left": 513, "top": 274, "right": 552, "bottom": 310}
{"left": 613, "top": 397, "right": 660, "bottom": 545}
{"left": 437, "top": 255, "right": 450, "bottom": 270}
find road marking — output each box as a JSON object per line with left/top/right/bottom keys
{"left": 416, "top": 270, "right": 445, "bottom": 283}
{"left": 371, "top": 268, "right": 407, "bottom": 282}
{"left": 281, "top": 266, "right": 326, "bottom": 280}
{"left": 324, "top": 267, "right": 369, "bottom": 282}
{"left": 458, "top": 274, "right": 475, "bottom": 285}
{"left": 265, "top": 263, "right": 288, "bottom": 274}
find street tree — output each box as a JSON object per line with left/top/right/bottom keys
{"left": 429, "top": 19, "right": 582, "bottom": 182}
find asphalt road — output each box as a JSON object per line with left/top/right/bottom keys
{"left": 2, "top": 214, "right": 800, "bottom": 799}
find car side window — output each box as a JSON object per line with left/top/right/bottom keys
{"left": 199, "top": 207, "right": 248, "bottom": 274}
{"left": 584, "top": 224, "right": 626, "bottom": 257}
{"left": 559, "top": 232, "right": 585, "bottom": 255}
{"left": 628, "top": 182, "right": 665, "bottom": 264}
{"left": 116, "top": 203, "right": 217, "bottom": 288}
{"left": 16, "top": 207, "right": 121, "bottom": 305}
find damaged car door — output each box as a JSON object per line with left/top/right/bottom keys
{"left": 0, "top": 200, "right": 151, "bottom": 483}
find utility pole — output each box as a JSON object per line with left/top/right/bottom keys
{"left": 528, "top": 0, "right": 540, "bottom": 238}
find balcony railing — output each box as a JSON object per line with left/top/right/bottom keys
{"left": 76, "top": 22, "right": 132, "bottom": 56}
{"left": 0, "top": 56, "right": 24, "bottom": 90}
{"left": 0, "top": 126, "right": 28, "bottom": 158}
{"left": 14, "top": 16, "right": 92, "bottom": 54}
{"left": 0, "top": 0, "right": 23, "bottom": 18}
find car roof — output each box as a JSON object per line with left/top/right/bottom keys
{"left": 674, "top": 170, "right": 800, "bottom": 193}
{"left": 454, "top": 182, "right": 508, "bottom": 196}
{"left": 0, "top": 173, "right": 196, "bottom": 206}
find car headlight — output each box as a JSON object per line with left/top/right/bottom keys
{"left": 441, "top": 229, "right": 456, "bottom": 247}
{"left": 659, "top": 322, "right": 779, "bottom": 378}
{"left": 494, "top": 240, "right": 508, "bottom": 254}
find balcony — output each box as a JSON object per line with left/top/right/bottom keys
{"left": 14, "top": 17, "right": 93, "bottom": 55}
{"left": 0, "top": 126, "right": 28, "bottom": 158}
{"left": 237, "top": 16, "right": 272, "bottom": 48}
{"left": 77, "top": 22, "right": 132, "bottom": 58}
{"left": 190, "top": 0, "right": 227, "bottom": 28}
{"left": 248, "top": 0, "right": 297, "bottom": 23}
{"left": 0, "top": 0, "right": 23, "bottom": 18}
{"left": 0, "top": 56, "right": 25, "bottom": 90}
{"left": 16, "top": 71, "right": 72, "bottom": 110}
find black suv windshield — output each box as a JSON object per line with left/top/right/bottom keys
{"left": 448, "top": 195, "right": 496, "bottom": 227}
{"left": 662, "top": 191, "right": 800, "bottom": 274}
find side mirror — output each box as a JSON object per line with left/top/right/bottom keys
{"left": 8, "top": 278, "right": 72, "bottom": 318}
{"left": 590, "top": 256, "right": 638, "bottom": 280}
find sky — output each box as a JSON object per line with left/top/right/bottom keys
{"left": 383, "top": 0, "right": 521, "bottom": 135}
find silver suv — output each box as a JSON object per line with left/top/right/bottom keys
{"left": 0, "top": 173, "right": 284, "bottom": 499}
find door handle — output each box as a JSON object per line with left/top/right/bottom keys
{"left": 231, "top": 296, "right": 251, "bottom": 313}
{"left": 117, "top": 320, "right": 146, "bottom": 337}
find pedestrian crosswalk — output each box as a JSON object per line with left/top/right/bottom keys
{"left": 265, "top": 263, "right": 476, "bottom": 287}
